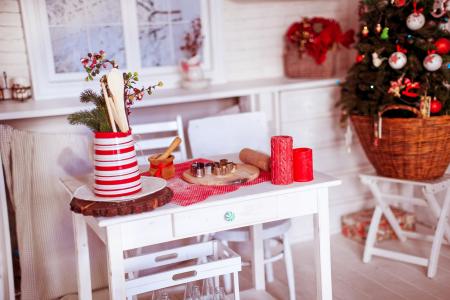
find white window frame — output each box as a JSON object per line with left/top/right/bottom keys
{"left": 20, "top": 0, "right": 225, "bottom": 101}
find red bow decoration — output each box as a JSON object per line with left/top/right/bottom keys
{"left": 396, "top": 45, "right": 407, "bottom": 53}
{"left": 286, "top": 17, "right": 355, "bottom": 65}
{"left": 388, "top": 76, "right": 421, "bottom": 98}
{"left": 401, "top": 78, "right": 420, "bottom": 98}
{"left": 413, "top": 1, "right": 424, "bottom": 15}
{"left": 150, "top": 161, "right": 174, "bottom": 177}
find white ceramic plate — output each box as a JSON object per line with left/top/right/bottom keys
{"left": 73, "top": 176, "right": 167, "bottom": 202}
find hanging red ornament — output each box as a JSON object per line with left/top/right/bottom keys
{"left": 435, "top": 38, "right": 450, "bottom": 55}
{"left": 356, "top": 54, "right": 365, "bottom": 63}
{"left": 401, "top": 78, "right": 420, "bottom": 98}
{"left": 430, "top": 98, "right": 443, "bottom": 113}
{"left": 362, "top": 26, "right": 369, "bottom": 37}
{"left": 392, "top": 0, "right": 406, "bottom": 7}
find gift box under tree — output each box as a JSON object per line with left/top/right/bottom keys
{"left": 341, "top": 207, "right": 416, "bottom": 243}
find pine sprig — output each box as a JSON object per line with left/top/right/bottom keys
{"left": 68, "top": 90, "right": 112, "bottom": 132}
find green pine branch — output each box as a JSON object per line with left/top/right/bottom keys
{"left": 338, "top": 0, "right": 450, "bottom": 120}
{"left": 68, "top": 89, "right": 112, "bottom": 132}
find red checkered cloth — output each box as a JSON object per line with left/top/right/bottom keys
{"left": 143, "top": 159, "right": 271, "bottom": 206}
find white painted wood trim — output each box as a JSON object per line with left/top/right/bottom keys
{"left": 0, "top": 77, "right": 340, "bottom": 121}
{"left": 0, "top": 156, "right": 14, "bottom": 300}
{"left": 18, "top": 0, "right": 224, "bottom": 100}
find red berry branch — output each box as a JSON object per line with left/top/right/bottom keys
{"left": 80, "top": 50, "right": 163, "bottom": 105}
{"left": 180, "top": 18, "right": 204, "bottom": 58}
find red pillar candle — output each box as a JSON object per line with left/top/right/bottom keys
{"left": 271, "top": 136, "right": 294, "bottom": 185}
{"left": 293, "top": 148, "right": 314, "bottom": 182}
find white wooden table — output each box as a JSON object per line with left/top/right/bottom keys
{"left": 65, "top": 171, "right": 340, "bottom": 300}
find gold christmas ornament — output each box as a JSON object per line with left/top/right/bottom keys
{"left": 375, "top": 23, "right": 382, "bottom": 33}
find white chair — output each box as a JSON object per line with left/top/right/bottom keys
{"left": 0, "top": 156, "right": 15, "bottom": 300}
{"left": 188, "top": 112, "right": 296, "bottom": 300}
{"left": 188, "top": 111, "right": 270, "bottom": 157}
{"left": 132, "top": 115, "right": 188, "bottom": 166}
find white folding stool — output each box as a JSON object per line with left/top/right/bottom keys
{"left": 360, "top": 173, "right": 450, "bottom": 278}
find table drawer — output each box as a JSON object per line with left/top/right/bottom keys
{"left": 173, "top": 198, "right": 274, "bottom": 237}
{"left": 277, "top": 189, "right": 318, "bottom": 219}
{"left": 121, "top": 215, "right": 173, "bottom": 250}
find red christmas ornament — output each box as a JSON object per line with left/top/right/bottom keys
{"left": 435, "top": 38, "right": 450, "bottom": 55}
{"left": 392, "top": 0, "right": 406, "bottom": 7}
{"left": 356, "top": 54, "right": 365, "bottom": 63}
{"left": 430, "top": 98, "right": 443, "bottom": 114}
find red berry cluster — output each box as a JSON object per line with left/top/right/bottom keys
{"left": 80, "top": 50, "right": 117, "bottom": 81}
{"left": 180, "top": 18, "right": 204, "bottom": 59}
{"left": 80, "top": 51, "right": 163, "bottom": 107}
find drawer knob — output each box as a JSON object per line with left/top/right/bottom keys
{"left": 224, "top": 211, "right": 235, "bottom": 222}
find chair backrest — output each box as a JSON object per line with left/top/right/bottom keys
{"left": 0, "top": 156, "right": 14, "bottom": 300}
{"left": 132, "top": 115, "right": 188, "bottom": 165}
{"left": 188, "top": 112, "right": 270, "bottom": 158}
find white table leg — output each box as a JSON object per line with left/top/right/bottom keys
{"left": 233, "top": 271, "right": 241, "bottom": 300}
{"left": 428, "top": 189, "right": 450, "bottom": 278}
{"left": 313, "top": 188, "right": 332, "bottom": 300}
{"left": 363, "top": 206, "right": 383, "bottom": 263}
{"left": 423, "top": 187, "right": 450, "bottom": 244}
{"left": 367, "top": 181, "right": 406, "bottom": 242}
{"left": 72, "top": 213, "right": 92, "bottom": 300}
{"left": 250, "top": 224, "right": 266, "bottom": 290}
{"left": 106, "top": 225, "right": 126, "bottom": 300}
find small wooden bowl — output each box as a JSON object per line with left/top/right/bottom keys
{"left": 148, "top": 154, "right": 175, "bottom": 180}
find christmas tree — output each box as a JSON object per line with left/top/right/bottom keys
{"left": 339, "top": 0, "right": 449, "bottom": 119}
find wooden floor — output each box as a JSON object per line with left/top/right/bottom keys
{"left": 244, "top": 234, "right": 450, "bottom": 300}
{"left": 73, "top": 234, "right": 450, "bottom": 299}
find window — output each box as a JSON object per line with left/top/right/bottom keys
{"left": 21, "top": 0, "right": 224, "bottom": 100}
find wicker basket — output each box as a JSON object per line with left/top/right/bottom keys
{"left": 283, "top": 41, "right": 335, "bottom": 78}
{"left": 351, "top": 105, "right": 450, "bottom": 180}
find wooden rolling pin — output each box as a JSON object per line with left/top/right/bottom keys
{"left": 158, "top": 136, "right": 182, "bottom": 160}
{"left": 239, "top": 148, "right": 271, "bottom": 171}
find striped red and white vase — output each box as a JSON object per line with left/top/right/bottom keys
{"left": 93, "top": 131, "right": 142, "bottom": 197}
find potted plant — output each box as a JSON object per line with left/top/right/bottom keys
{"left": 68, "top": 50, "right": 162, "bottom": 197}
{"left": 338, "top": 0, "right": 450, "bottom": 180}
{"left": 179, "top": 17, "right": 209, "bottom": 89}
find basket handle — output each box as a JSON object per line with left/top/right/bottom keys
{"left": 374, "top": 104, "right": 422, "bottom": 146}
{"left": 378, "top": 104, "right": 421, "bottom": 118}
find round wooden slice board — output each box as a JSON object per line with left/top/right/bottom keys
{"left": 182, "top": 163, "right": 260, "bottom": 186}
{"left": 70, "top": 187, "right": 173, "bottom": 217}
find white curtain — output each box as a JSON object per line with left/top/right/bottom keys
{"left": 0, "top": 125, "right": 108, "bottom": 299}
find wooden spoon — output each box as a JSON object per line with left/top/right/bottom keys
{"left": 100, "top": 81, "right": 117, "bottom": 133}
{"left": 106, "top": 68, "right": 129, "bottom": 132}
{"left": 157, "top": 137, "right": 182, "bottom": 160}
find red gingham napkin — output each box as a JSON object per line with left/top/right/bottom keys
{"left": 143, "top": 159, "right": 270, "bottom": 206}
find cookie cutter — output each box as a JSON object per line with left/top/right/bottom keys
{"left": 190, "top": 162, "right": 205, "bottom": 178}
{"left": 190, "top": 159, "right": 237, "bottom": 178}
